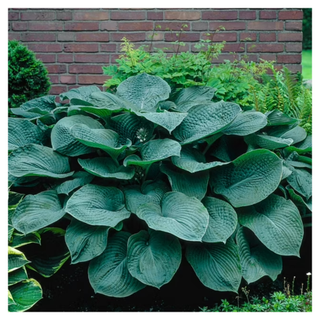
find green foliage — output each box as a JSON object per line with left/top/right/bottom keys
{"left": 8, "top": 74, "right": 311, "bottom": 299}
{"left": 8, "top": 40, "right": 51, "bottom": 110}
{"left": 303, "top": 9, "right": 312, "bottom": 50}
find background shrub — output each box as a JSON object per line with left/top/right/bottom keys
{"left": 303, "top": 9, "right": 312, "bottom": 50}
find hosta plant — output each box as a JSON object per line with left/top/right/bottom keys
{"left": 8, "top": 73, "right": 311, "bottom": 298}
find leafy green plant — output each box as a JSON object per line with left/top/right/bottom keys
{"left": 8, "top": 40, "right": 51, "bottom": 110}
{"left": 8, "top": 73, "right": 311, "bottom": 299}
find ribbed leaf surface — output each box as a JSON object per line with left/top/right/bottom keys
{"left": 60, "top": 85, "right": 101, "bottom": 101}
{"left": 244, "top": 134, "right": 293, "bottom": 150}
{"left": 8, "top": 247, "right": 30, "bottom": 272}
{"left": 286, "top": 167, "right": 312, "bottom": 200}
{"left": 8, "top": 266, "right": 28, "bottom": 286}
{"left": 266, "top": 109, "right": 299, "bottom": 126}
{"left": 55, "top": 171, "right": 94, "bottom": 195}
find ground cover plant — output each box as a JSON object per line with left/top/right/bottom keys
{"left": 8, "top": 73, "right": 312, "bottom": 305}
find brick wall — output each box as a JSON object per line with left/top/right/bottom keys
{"left": 8, "top": 8, "right": 303, "bottom": 95}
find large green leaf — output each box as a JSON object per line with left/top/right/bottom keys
{"left": 267, "top": 125, "right": 307, "bottom": 145}
{"left": 286, "top": 166, "right": 312, "bottom": 200}
{"left": 123, "top": 139, "right": 181, "bottom": 168}
{"left": 8, "top": 247, "right": 30, "bottom": 272}
{"left": 8, "top": 266, "right": 28, "bottom": 286}
{"left": 60, "top": 85, "right": 101, "bottom": 101}
{"left": 10, "top": 232, "right": 41, "bottom": 248}
{"left": 172, "top": 101, "right": 241, "bottom": 144}
{"left": 8, "top": 279, "right": 42, "bottom": 312}
{"left": 210, "top": 149, "right": 283, "bottom": 207}
{"left": 185, "top": 239, "right": 242, "bottom": 293}
{"left": 55, "top": 171, "right": 94, "bottom": 195}
{"left": 116, "top": 73, "right": 171, "bottom": 112}
{"left": 237, "top": 194, "right": 304, "bottom": 256}
{"left": 8, "top": 144, "right": 73, "bottom": 179}
{"left": 88, "top": 231, "right": 146, "bottom": 297}
{"left": 127, "top": 229, "right": 182, "bottom": 289}
{"left": 124, "top": 180, "right": 170, "bottom": 214}
{"left": 78, "top": 157, "right": 135, "bottom": 180}
{"left": 236, "top": 227, "right": 282, "bottom": 284}
{"left": 8, "top": 118, "right": 45, "bottom": 151}
{"left": 172, "top": 145, "right": 228, "bottom": 173}
{"left": 244, "top": 133, "right": 293, "bottom": 150}
{"left": 286, "top": 186, "right": 312, "bottom": 213}
{"left": 202, "top": 197, "right": 238, "bottom": 243}
{"left": 12, "top": 190, "right": 65, "bottom": 234}
{"left": 136, "top": 191, "right": 209, "bottom": 241}
{"left": 71, "top": 125, "right": 132, "bottom": 159}
{"left": 65, "top": 219, "right": 112, "bottom": 264}
{"left": 161, "top": 162, "right": 209, "bottom": 200}
{"left": 266, "top": 109, "right": 299, "bottom": 126}
{"left": 66, "top": 184, "right": 130, "bottom": 227}
{"left": 222, "top": 111, "right": 267, "bottom": 136}
{"left": 51, "top": 115, "right": 104, "bottom": 157}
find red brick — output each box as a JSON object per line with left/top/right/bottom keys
{"left": 75, "top": 54, "right": 110, "bottom": 63}
{"left": 76, "top": 33, "right": 109, "bottom": 42}
{"left": 260, "top": 11, "right": 277, "bottom": 19}
{"left": 278, "top": 33, "right": 302, "bottom": 42}
{"left": 277, "top": 54, "right": 301, "bottom": 64}
{"left": 260, "top": 54, "right": 277, "bottom": 62}
{"left": 100, "top": 21, "right": 118, "bottom": 31}
{"left": 202, "top": 11, "right": 238, "bottom": 20}
{"left": 111, "top": 33, "right": 146, "bottom": 42}
{"left": 152, "top": 43, "right": 189, "bottom": 53}
{"left": 27, "top": 43, "right": 63, "bottom": 52}
{"left": 247, "top": 43, "right": 284, "bottom": 53}
{"left": 209, "top": 22, "right": 245, "bottom": 30}
{"left": 110, "top": 54, "right": 121, "bottom": 64}
{"left": 201, "top": 32, "right": 237, "bottom": 42}
{"left": 48, "top": 75, "right": 59, "bottom": 84}
{"left": 110, "top": 11, "right": 145, "bottom": 20}
{"left": 57, "top": 54, "right": 74, "bottom": 63}
{"left": 8, "top": 12, "right": 19, "bottom": 20}
{"left": 46, "top": 64, "right": 67, "bottom": 74}
{"left": 147, "top": 12, "right": 163, "bottom": 20}
{"left": 240, "top": 33, "right": 257, "bottom": 42}
{"left": 240, "top": 54, "right": 259, "bottom": 62}
{"left": 248, "top": 21, "right": 284, "bottom": 30}
{"left": 146, "top": 32, "right": 164, "bottom": 41}
{"left": 73, "top": 11, "right": 109, "bottom": 21}
{"left": 64, "top": 43, "right": 99, "bottom": 53}
{"left": 21, "top": 33, "right": 56, "bottom": 42}
{"left": 165, "top": 11, "right": 201, "bottom": 20}
{"left": 57, "top": 33, "right": 75, "bottom": 42}
{"left": 8, "top": 33, "right": 21, "bottom": 41}
{"left": 29, "top": 22, "right": 64, "bottom": 31}
{"left": 260, "top": 33, "right": 276, "bottom": 42}
{"left": 165, "top": 33, "right": 200, "bottom": 42}
{"left": 100, "top": 44, "right": 117, "bottom": 52}
{"left": 65, "top": 22, "right": 99, "bottom": 31}
{"left": 69, "top": 65, "right": 103, "bottom": 74}
{"left": 283, "top": 64, "right": 302, "bottom": 73}
{"left": 11, "top": 22, "right": 28, "bottom": 31}
{"left": 36, "top": 54, "right": 56, "bottom": 63}
{"left": 222, "top": 43, "right": 245, "bottom": 52}
{"left": 211, "top": 53, "right": 239, "bottom": 63}
{"left": 192, "top": 22, "right": 208, "bottom": 31}
{"left": 286, "top": 43, "right": 302, "bottom": 52}
{"left": 60, "top": 75, "right": 77, "bottom": 84}
{"left": 157, "top": 22, "right": 190, "bottom": 31}
{"left": 21, "top": 11, "right": 56, "bottom": 20}
{"left": 279, "top": 11, "right": 303, "bottom": 20}
{"left": 56, "top": 11, "right": 73, "bottom": 20}
{"left": 50, "top": 86, "right": 68, "bottom": 95}
{"left": 286, "top": 22, "right": 303, "bottom": 31}
{"left": 239, "top": 10, "right": 256, "bottom": 20}
{"left": 78, "top": 75, "right": 108, "bottom": 85}
{"left": 118, "top": 22, "right": 154, "bottom": 31}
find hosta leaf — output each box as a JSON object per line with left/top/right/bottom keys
{"left": 210, "top": 149, "right": 283, "bottom": 207}
{"left": 236, "top": 227, "right": 282, "bottom": 284}
{"left": 127, "top": 229, "right": 182, "bottom": 289}
{"left": 8, "top": 191, "right": 24, "bottom": 207}
{"left": 267, "top": 125, "right": 307, "bottom": 145}
{"left": 8, "top": 118, "right": 45, "bottom": 151}
{"left": 284, "top": 135, "right": 312, "bottom": 155}
{"left": 136, "top": 191, "right": 209, "bottom": 241}
{"left": 172, "top": 101, "right": 241, "bottom": 145}
{"left": 202, "top": 197, "right": 238, "bottom": 243}
{"left": 134, "top": 110, "right": 188, "bottom": 134}
{"left": 71, "top": 125, "right": 131, "bottom": 159}
{"left": 222, "top": 111, "right": 267, "bottom": 136}
{"left": 286, "top": 167, "right": 312, "bottom": 200}
{"left": 8, "top": 247, "right": 30, "bottom": 272}
{"left": 10, "top": 232, "right": 41, "bottom": 248}
{"left": 12, "top": 190, "right": 65, "bottom": 234}
{"left": 11, "top": 95, "right": 57, "bottom": 115}
{"left": 8, "top": 290, "right": 15, "bottom": 306}
{"left": 161, "top": 162, "right": 209, "bottom": 200}
{"left": 172, "top": 145, "right": 228, "bottom": 173}
{"left": 26, "top": 228, "right": 70, "bottom": 277}
{"left": 55, "top": 171, "right": 94, "bottom": 195}
{"left": 8, "top": 266, "right": 28, "bottom": 286}
{"left": 66, "top": 184, "right": 130, "bottom": 227}
{"left": 8, "top": 144, "right": 73, "bottom": 179}
{"left": 286, "top": 186, "right": 312, "bottom": 213}
{"left": 244, "top": 133, "right": 293, "bottom": 150}
{"left": 123, "top": 139, "right": 181, "bottom": 168}
{"left": 185, "top": 239, "right": 242, "bottom": 293}
{"left": 237, "top": 194, "right": 304, "bottom": 256}
{"left": 51, "top": 115, "right": 104, "bottom": 157}
{"left": 65, "top": 219, "right": 112, "bottom": 264}
{"left": 78, "top": 157, "right": 135, "bottom": 180}
{"left": 116, "top": 73, "right": 171, "bottom": 112}
{"left": 124, "top": 180, "right": 170, "bottom": 213}
{"left": 266, "top": 109, "right": 299, "bottom": 126}
{"left": 172, "top": 86, "right": 216, "bottom": 104}
{"left": 60, "top": 85, "right": 101, "bottom": 101}
{"left": 88, "top": 231, "right": 146, "bottom": 298}
{"left": 8, "top": 279, "right": 42, "bottom": 312}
